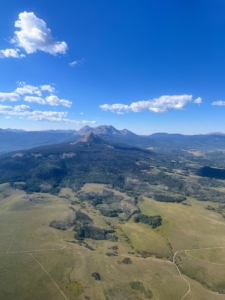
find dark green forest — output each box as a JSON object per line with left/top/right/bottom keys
{"left": 1, "top": 133, "right": 225, "bottom": 203}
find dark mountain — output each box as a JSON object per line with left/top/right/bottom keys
{"left": 71, "top": 132, "right": 106, "bottom": 144}
{"left": 0, "top": 133, "right": 155, "bottom": 193}
{"left": 1, "top": 132, "right": 225, "bottom": 202}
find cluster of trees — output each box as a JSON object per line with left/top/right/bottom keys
{"left": 77, "top": 189, "right": 123, "bottom": 206}
{"left": 134, "top": 214, "right": 162, "bottom": 228}
{"left": 154, "top": 194, "right": 186, "bottom": 203}
{"left": 74, "top": 225, "right": 116, "bottom": 240}
{"left": 117, "top": 257, "right": 132, "bottom": 264}
{"left": 99, "top": 208, "right": 123, "bottom": 217}
{"left": 50, "top": 209, "right": 93, "bottom": 230}
{"left": 50, "top": 207, "right": 118, "bottom": 241}
{"left": 75, "top": 211, "right": 93, "bottom": 225}
{"left": 77, "top": 189, "right": 138, "bottom": 220}
{"left": 49, "top": 215, "right": 76, "bottom": 230}
{"left": 130, "top": 281, "right": 153, "bottom": 299}
{"left": 92, "top": 272, "right": 101, "bottom": 281}
{"left": 106, "top": 252, "right": 118, "bottom": 256}
{"left": 198, "top": 166, "right": 225, "bottom": 180}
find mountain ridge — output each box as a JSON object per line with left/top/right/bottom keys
{"left": 1, "top": 125, "right": 225, "bottom": 156}
{"left": 74, "top": 125, "right": 136, "bottom": 137}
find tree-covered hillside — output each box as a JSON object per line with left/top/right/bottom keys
{"left": 0, "top": 133, "right": 154, "bottom": 193}
{"left": 1, "top": 132, "right": 225, "bottom": 203}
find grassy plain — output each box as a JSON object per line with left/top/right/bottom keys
{"left": 1, "top": 183, "right": 225, "bottom": 299}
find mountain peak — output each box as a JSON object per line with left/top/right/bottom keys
{"left": 77, "top": 132, "right": 104, "bottom": 144}
{"left": 74, "top": 124, "right": 137, "bottom": 137}
{"left": 81, "top": 125, "right": 91, "bottom": 130}
{"left": 74, "top": 125, "right": 93, "bottom": 136}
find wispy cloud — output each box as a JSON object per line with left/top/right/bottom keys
{"left": 69, "top": 59, "right": 84, "bottom": 67}
{"left": 100, "top": 95, "right": 198, "bottom": 114}
{"left": 211, "top": 101, "right": 225, "bottom": 106}
{"left": 193, "top": 97, "right": 202, "bottom": 104}
{"left": 40, "top": 85, "right": 55, "bottom": 93}
{"left": 0, "top": 104, "right": 96, "bottom": 124}
{"left": 0, "top": 11, "right": 68, "bottom": 58}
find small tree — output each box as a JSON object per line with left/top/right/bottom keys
{"left": 92, "top": 272, "right": 101, "bottom": 280}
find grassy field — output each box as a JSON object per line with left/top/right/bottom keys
{"left": 1, "top": 183, "right": 225, "bottom": 299}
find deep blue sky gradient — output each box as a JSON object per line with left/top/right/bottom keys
{"left": 0, "top": 0, "right": 225, "bottom": 134}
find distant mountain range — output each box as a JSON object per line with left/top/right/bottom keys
{"left": 1, "top": 125, "right": 225, "bottom": 155}
{"left": 0, "top": 129, "right": 75, "bottom": 155}
{"left": 206, "top": 132, "right": 225, "bottom": 136}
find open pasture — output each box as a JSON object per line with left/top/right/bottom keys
{"left": 1, "top": 183, "right": 225, "bottom": 299}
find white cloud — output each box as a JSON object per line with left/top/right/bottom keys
{"left": 194, "top": 97, "right": 202, "bottom": 104}
{"left": 80, "top": 120, "right": 96, "bottom": 124}
{"left": 69, "top": 59, "right": 84, "bottom": 67}
{"left": 0, "top": 48, "right": 25, "bottom": 59}
{"left": 100, "top": 95, "right": 193, "bottom": 114}
{"left": 100, "top": 103, "right": 129, "bottom": 114}
{"left": 28, "top": 110, "right": 67, "bottom": 122}
{"left": 24, "top": 96, "right": 46, "bottom": 105}
{"left": 0, "top": 105, "right": 13, "bottom": 112}
{"left": 211, "top": 101, "right": 225, "bottom": 106}
{"left": 5, "top": 116, "right": 11, "bottom": 119}
{"left": 46, "top": 95, "right": 72, "bottom": 107}
{"left": 0, "top": 12, "right": 68, "bottom": 58}
{"left": 15, "top": 83, "right": 42, "bottom": 96}
{"left": 14, "top": 104, "right": 32, "bottom": 112}
{"left": 0, "top": 104, "right": 96, "bottom": 124}
{"left": 11, "top": 12, "right": 68, "bottom": 55}
{"left": 0, "top": 92, "right": 20, "bottom": 102}
{"left": 0, "top": 82, "right": 71, "bottom": 107}
{"left": 40, "top": 85, "right": 55, "bottom": 93}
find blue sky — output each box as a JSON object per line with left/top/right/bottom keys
{"left": 0, "top": 0, "right": 225, "bottom": 134}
